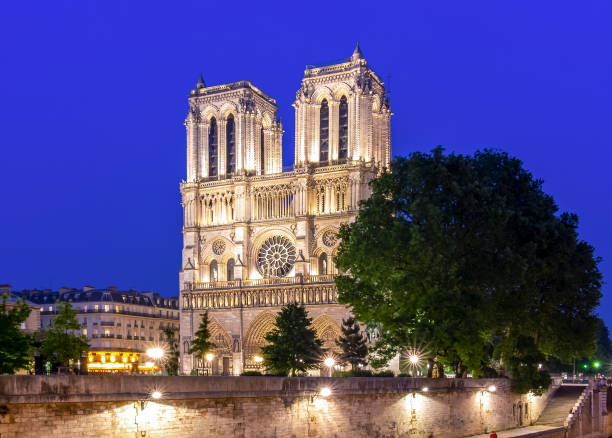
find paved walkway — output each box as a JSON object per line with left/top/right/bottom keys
{"left": 466, "top": 425, "right": 564, "bottom": 437}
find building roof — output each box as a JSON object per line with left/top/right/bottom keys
{"left": 21, "top": 287, "right": 179, "bottom": 309}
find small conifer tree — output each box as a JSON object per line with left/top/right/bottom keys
{"left": 188, "top": 311, "right": 216, "bottom": 362}
{"left": 336, "top": 317, "right": 368, "bottom": 370}
{"left": 163, "top": 328, "right": 180, "bottom": 376}
{"left": 261, "top": 303, "right": 323, "bottom": 376}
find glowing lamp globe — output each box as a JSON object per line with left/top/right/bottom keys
{"left": 409, "top": 354, "right": 420, "bottom": 365}
{"left": 324, "top": 357, "right": 335, "bottom": 368}
{"left": 205, "top": 353, "right": 214, "bottom": 362}
{"left": 151, "top": 391, "right": 162, "bottom": 400}
{"left": 320, "top": 387, "right": 332, "bottom": 397}
{"left": 146, "top": 348, "right": 164, "bottom": 360}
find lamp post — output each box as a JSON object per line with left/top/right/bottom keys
{"left": 205, "top": 352, "right": 214, "bottom": 375}
{"left": 146, "top": 347, "right": 164, "bottom": 374}
{"left": 324, "top": 357, "right": 335, "bottom": 377}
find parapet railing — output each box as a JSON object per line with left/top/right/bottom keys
{"left": 185, "top": 274, "right": 336, "bottom": 291}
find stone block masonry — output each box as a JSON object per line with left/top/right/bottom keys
{"left": 0, "top": 376, "right": 555, "bottom": 438}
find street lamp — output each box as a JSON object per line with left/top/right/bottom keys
{"left": 146, "top": 347, "right": 164, "bottom": 360}
{"left": 254, "top": 355, "right": 264, "bottom": 364}
{"left": 323, "top": 357, "right": 335, "bottom": 377}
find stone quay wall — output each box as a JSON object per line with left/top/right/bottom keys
{"left": 0, "top": 376, "right": 555, "bottom": 438}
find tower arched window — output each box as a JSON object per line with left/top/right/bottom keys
{"left": 210, "top": 260, "right": 218, "bottom": 282}
{"left": 260, "top": 127, "right": 265, "bottom": 175}
{"left": 208, "top": 117, "right": 218, "bottom": 177}
{"left": 319, "top": 99, "right": 329, "bottom": 163}
{"left": 339, "top": 96, "right": 348, "bottom": 160}
{"left": 226, "top": 114, "right": 235, "bottom": 175}
{"left": 227, "top": 258, "right": 235, "bottom": 281}
{"left": 318, "top": 253, "right": 328, "bottom": 275}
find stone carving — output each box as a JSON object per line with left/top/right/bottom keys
{"left": 212, "top": 240, "right": 226, "bottom": 255}
{"left": 322, "top": 230, "right": 338, "bottom": 247}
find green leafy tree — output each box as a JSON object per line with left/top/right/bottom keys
{"left": 163, "top": 328, "right": 180, "bottom": 376}
{"left": 0, "top": 295, "right": 33, "bottom": 374}
{"left": 335, "top": 148, "right": 602, "bottom": 393}
{"left": 39, "top": 302, "right": 89, "bottom": 368}
{"left": 188, "top": 311, "right": 216, "bottom": 363}
{"left": 336, "top": 317, "right": 368, "bottom": 369}
{"left": 261, "top": 303, "right": 323, "bottom": 376}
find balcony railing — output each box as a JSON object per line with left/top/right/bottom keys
{"left": 185, "top": 274, "right": 336, "bottom": 292}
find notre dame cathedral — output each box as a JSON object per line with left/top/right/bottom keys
{"left": 179, "top": 44, "right": 392, "bottom": 375}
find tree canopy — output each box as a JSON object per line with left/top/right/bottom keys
{"left": 0, "top": 295, "right": 33, "bottom": 374}
{"left": 39, "top": 302, "right": 89, "bottom": 368}
{"left": 261, "top": 303, "right": 323, "bottom": 376}
{"left": 335, "top": 148, "right": 602, "bottom": 393}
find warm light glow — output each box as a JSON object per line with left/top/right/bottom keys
{"left": 151, "top": 391, "right": 162, "bottom": 400}
{"left": 422, "top": 387, "right": 429, "bottom": 392}
{"left": 88, "top": 356, "right": 93, "bottom": 362}
{"left": 409, "top": 354, "right": 420, "bottom": 365}
{"left": 147, "top": 348, "right": 164, "bottom": 360}
{"left": 488, "top": 385, "right": 497, "bottom": 392}
{"left": 205, "top": 353, "right": 214, "bottom": 362}
{"left": 320, "top": 387, "right": 332, "bottom": 397}
{"left": 324, "top": 357, "right": 336, "bottom": 368}
{"left": 122, "top": 356, "right": 128, "bottom": 363}
{"left": 101, "top": 356, "right": 106, "bottom": 363}
{"left": 254, "top": 355, "right": 263, "bottom": 363}
{"left": 110, "top": 355, "right": 115, "bottom": 362}
{"left": 145, "top": 361, "right": 155, "bottom": 368}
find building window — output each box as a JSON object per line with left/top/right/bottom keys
{"left": 115, "top": 305, "right": 119, "bottom": 313}
{"left": 227, "top": 258, "right": 235, "bottom": 281}
{"left": 226, "top": 114, "right": 235, "bottom": 175}
{"left": 209, "top": 117, "right": 218, "bottom": 177}
{"left": 260, "top": 127, "right": 265, "bottom": 174}
{"left": 94, "top": 304, "right": 99, "bottom": 312}
{"left": 104, "top": 304, "right": 110, "bottom": 312}
{"left": 339, "top": 96, "right": 348, "bottom": 160}
{"left": 82, "top": 304, "right": 87, "bottom": 312}
{"left": 320, "top": 99, "right": 329, "bottom": 162}
{"left": 210, "top": 260, "right": 218, "bottom": 282}
{"left": 319, "top": 253, "right": 328, "bottom": 275}
{"left": 82, "top": 328, "right": 87, "bottom": 337}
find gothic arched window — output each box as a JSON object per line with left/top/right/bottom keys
{"left": 339, "top": 96, "right": 348, "bottom": 160}
{"left": 260, "top": 127, "right": 265, "bottom": 175}
{"left": 320, "top": 99, "right": 329, "bottom": 163}
{"left": 208, "top": 117, "right": 218, "bottom": 177}
{"left": 210, "top": 260, "right": 218, "bottom": 282}
{"left": 226, "top": 114, "right": 236, "bottom": 175}
{"left": 227, "top": 258, "right": 235, "bottom": 281}
{"left": 318, "top": 253, "right": 328, "bottom": 275}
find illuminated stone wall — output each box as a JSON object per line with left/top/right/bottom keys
{"left": 0, "top": 376, "right": 577, "bottom": 438}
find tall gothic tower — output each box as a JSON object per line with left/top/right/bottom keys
{"left": 179, "top": 45, "right": 392, "bottom": 375}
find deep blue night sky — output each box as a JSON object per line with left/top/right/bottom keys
{"left": 1, "top": 1, "right": 610, "bottom": 326}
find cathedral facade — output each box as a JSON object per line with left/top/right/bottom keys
{"left": 179, "top": 45, "right": 391, "bottom": 375}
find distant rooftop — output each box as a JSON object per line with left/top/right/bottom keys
{"left": 19, "top": 286, "right": 179, "bottom": 309}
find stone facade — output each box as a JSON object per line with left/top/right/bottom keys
{"left": 2, "top": 375, "right": 603, "bottom": 438}
{"left": 179, "top": 45, "right": 392, "bottom": 375}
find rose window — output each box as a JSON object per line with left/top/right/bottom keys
{"left": 212, "top": 240, "right": 226, "bottom": 255}
{"left": 257, "top": 236, "right": 296, "bottom": 277}
{"left": 322, "top": 230, "right": 338, "bottom": 247}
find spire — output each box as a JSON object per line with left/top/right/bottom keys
{"left": 351, "top": 42, "right": 363, "bottom": 61}
{"left": 195, "top": 73, "right": 206, "bottom": 89}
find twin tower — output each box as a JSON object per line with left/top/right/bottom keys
{"left": 184, "top": 43, "right": 391, "bottom": 182}
{"left": 179, "top": 44, "right": 392, "bottom": 375}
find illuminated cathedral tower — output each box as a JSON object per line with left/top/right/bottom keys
{"left": 179, "top": 44, "right": 392, "bottom": 375}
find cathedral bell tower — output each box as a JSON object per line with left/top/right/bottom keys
{"left": 293, "top": 42, "right": 391, "bottom": 168}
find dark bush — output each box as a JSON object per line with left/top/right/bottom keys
{"left": 240, "top": 371, "right": 263, "bottom": 376}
